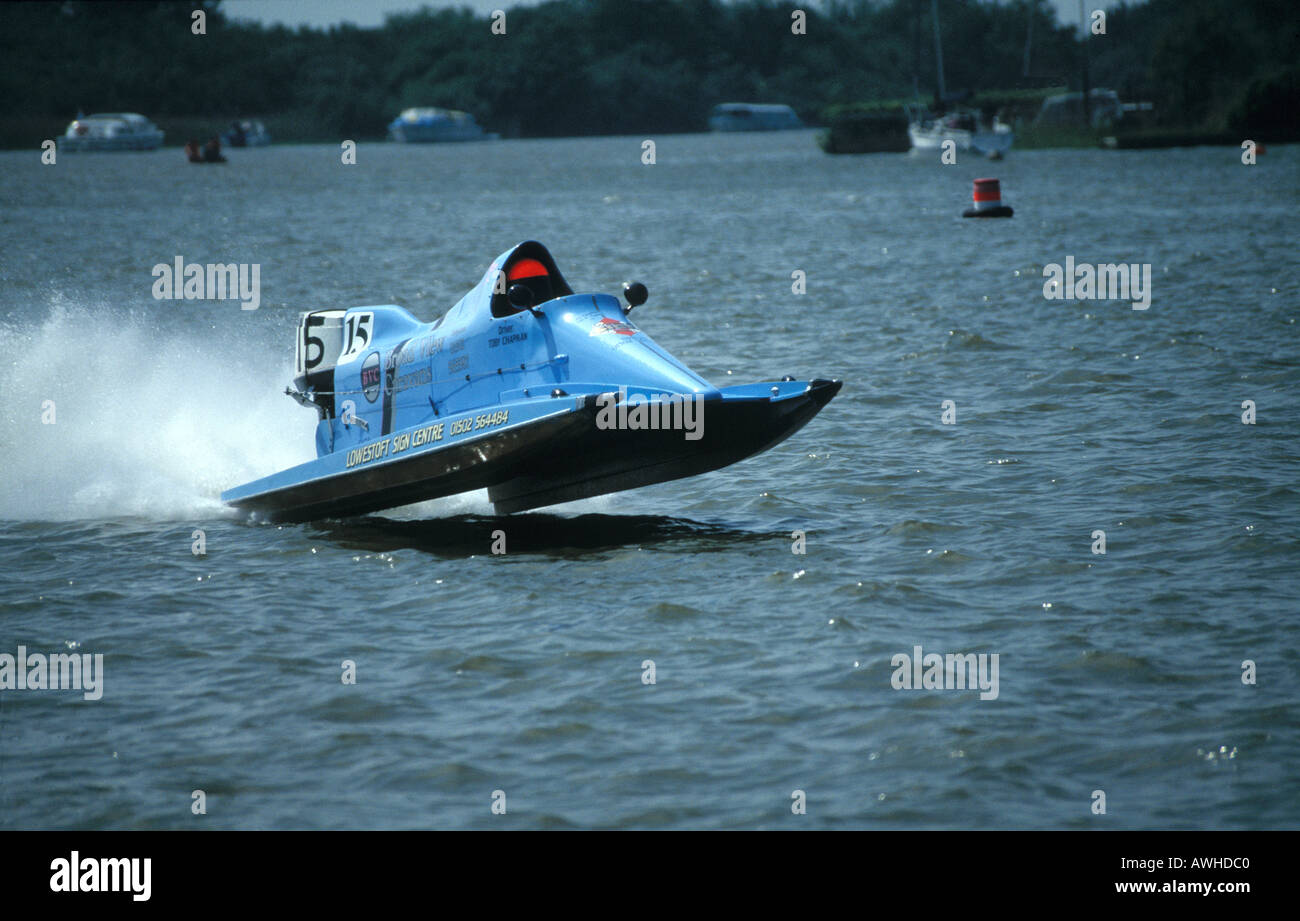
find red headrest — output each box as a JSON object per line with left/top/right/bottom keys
{"left": 507, "top": 258, "right": 549, "bottom": 280}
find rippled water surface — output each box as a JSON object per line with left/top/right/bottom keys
{"left": 1, "top": 133, "right": 1297, "bottom": 828}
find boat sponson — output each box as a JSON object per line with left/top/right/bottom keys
{"left": 487, "top": 378, "right": 842, "bottom": 514}
{"left": 225, "top": 402, "right": 597, "bottom": 522}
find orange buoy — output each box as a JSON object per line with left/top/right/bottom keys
{"left": 962, "top": 177, "right": 1013, "bottom": 218}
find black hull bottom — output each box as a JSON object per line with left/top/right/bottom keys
{"left": 230, "top": 380, "right": 841, "bottom": 521}
{"left": 229, "top": 409, "right": 594, "bottom": 523}
{"left": 487, "top": 379, "right": 842, "bottom": 514}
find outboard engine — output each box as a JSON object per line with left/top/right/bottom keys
{"left": 290, "top": 308, "right": 350, "bottom": 420}
{"left": 289, "top": 305, "right": 424, "bottom": 458}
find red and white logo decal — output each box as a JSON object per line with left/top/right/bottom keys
{"left": 589, "top": 317, "right": 637, "bottom": 337}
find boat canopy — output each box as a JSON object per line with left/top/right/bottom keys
{"left": 82, "top": 113, "right": 152, "bottom": 124}
{"left": 398, "top": 107, "right": 472, "bottom": 122}
{"left": 444, "top": 241, "right": 575, "bottom": 323}
{"left": 711, "top": 103, "right": 798, "bottom": 117}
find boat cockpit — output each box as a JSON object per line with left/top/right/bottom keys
{"left": 490, "top": 243, "right": 574, "bottom": 317}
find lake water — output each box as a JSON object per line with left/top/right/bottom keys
{"left": 1, "top": 132, "right": 1297, "bottom": 828}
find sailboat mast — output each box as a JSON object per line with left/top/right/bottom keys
{"left": 931, "top": 0, "right": 946, "bottom": 100}
{"left": 1022, "top": 0, "right": 1035, "bottom": 77}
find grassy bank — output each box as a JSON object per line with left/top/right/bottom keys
{"left": 1100, "top": 128, "right": 1245, "bottom": 149}
{"left": 1012, "top": 124, "right": 1105, "bottom": 149}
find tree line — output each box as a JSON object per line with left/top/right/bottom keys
{"left": 1, "top": 0, "right": 1295, "bottom": 145}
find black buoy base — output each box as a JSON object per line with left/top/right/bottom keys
{"left": 962, "top": 206, "right": 1014, "bottom": 218}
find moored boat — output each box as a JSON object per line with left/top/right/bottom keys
{"left": 387, "top": 107, "right": 497, "bottom": 143}
{"left": 59, "top": 113, "right": 164, "bottom": 152}
{"left": 222, "top": 120, "right": 271, "bottom": 147}
{"left": 708, "top": 103, "right": 804, "bottom": 132}
{"left": 907, "top": 106, "right": 1014, "bottom": 155}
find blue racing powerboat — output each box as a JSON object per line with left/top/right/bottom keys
{"left": 222, "top": 242, "right": 841, "bottom": 520}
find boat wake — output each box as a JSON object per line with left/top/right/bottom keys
{"left": 0, "top": 297, "right": 313, "bottom": 522}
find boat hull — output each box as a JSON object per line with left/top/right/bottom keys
{"left": 223, "top": 133, "right": 271, "bottom": 148}
{"left": 489, "top": 379, "right": 841, "bottom": 513}
{"left": 222, "top": 380, "right": 840, "bottom": 521}
{"left": 908, "top": 124, "right": 1013, "bottom": 155}
{"left": 388, "top": 125, "right": 496, "bottom": 143}
{"left": 58, "top": 134, "right": 163, "bottom": 152}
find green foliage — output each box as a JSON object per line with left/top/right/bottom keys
{"left": 0, "top": 0, "right": 1295, "bottom": 149}
{"left": 1221, "top": 66, "right": 1300, "bottom": 141}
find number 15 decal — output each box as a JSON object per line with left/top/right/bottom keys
{"left": 337, "top": 312, "right": 373, "bottom": 364}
